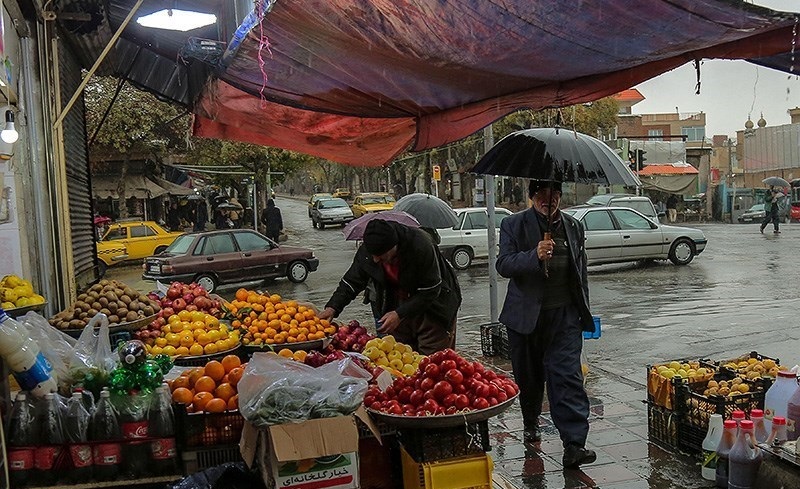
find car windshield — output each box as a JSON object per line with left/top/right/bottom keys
{"left": 586, "top": 195, "right": 617, "bottom": 205}
{"left": 319, "top": 199, "right": 349, "bottom": 209}
{"left": 748, "top": 204, "right": 765, "bottom": 212}
{"left": 164, "top": 235, "right": 194, "bottom": 255}
{"left": 362, "top": 196, "right": 394, "bottom": 204}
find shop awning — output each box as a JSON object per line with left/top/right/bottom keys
{"left": 151, "top": 176, "right": 196, "bottom": 196}
{"left": 92, "top": 175, "right": 168, "bottom": 200}
{"left": 191, "top": 0, "right": 798, "bottom": 166}
{"left": 638, "top": 164, "right": 699, "bottom": 195}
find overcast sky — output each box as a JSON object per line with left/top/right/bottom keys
{"left": 632, "top": 0, "right": 800, "bottom": 139}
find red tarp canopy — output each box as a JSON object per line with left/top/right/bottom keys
{"left": 192, "top": 0, "right": 797, "bottom": 167}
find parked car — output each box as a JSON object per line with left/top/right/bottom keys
{"left": 351, "top": 193, "right": 396, "bottom": 217}
{"left": 332, "top": 188, "right": 352, "bottom": 200}
{"left": 738, "top": 204, "right": 766, "bottom": 223}
{"left": 792, "top": 204, "right": 800, "bottom": 223}
{"left": 584, "top": 194, "right": 661, "bottom": 221}
{"left": 310, "top": 198, "right": 355, "bottom": 229}
{"left": 438, "top": 207, "right": 513, "bottom": 269}
{"left": 562, "top": 206, "right": 707, "bottom": 266}
{"left": 142, "top": 229, "right": 319, "bottom": 291}
{"left": 307, "top": 193, "right": 333, "bottom": 217}
{"left": 95, "top": 242, "right": 129, "bottom": 277}
{"left": 97, "top": 220, "right": 183, "bottom": 263}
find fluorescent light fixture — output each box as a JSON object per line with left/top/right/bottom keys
{"left": 136, "top": 9, "right": 216, "bottom": 32}
{"left": 1, "top": 110, "right": 18, "bottom": 144}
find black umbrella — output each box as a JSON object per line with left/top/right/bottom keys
{"left": 763, "top": 176, "right": 790, "bottom": 188}
{"left": 393, "top": 193, "right": 459, "bottom": 228}
{"left": 468, "top": 127, "right": 640, "bottom": 187}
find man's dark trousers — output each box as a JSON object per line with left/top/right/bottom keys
{"left": 506, "top": 305, "right": 590, "bottom": 447}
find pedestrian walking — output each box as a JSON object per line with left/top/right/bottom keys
{"left": 760, "top": 186, "right": 783, "bottom": 234}
{"left": 166, "top": 202, "right": 181, "bottom": 231}
{"left": 193, "top": 202, "right": 207, "bottom": 232}
{"left": 496, "top": 179, "right": 596, "bottom": 469}
{"left": 318, "top": 219, "right": 461, "bottom": 355}
{"left": 666, "top": 194, "right": 678, "bottom": 223}
{"left": 260, "top": 199, "right": 283, "bottom": 243}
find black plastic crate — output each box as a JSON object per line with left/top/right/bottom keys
{"left": 397, "top": 420, "right": 490, "bottom": 463}
{"left": 479, "top": 323, "right": 509, "bottom": 359}
{"left": 174, "top": 403, "right": 245, "bottom": 448}
{"left": 647, "top": 401, "right": 680, "bottom": 451}
{"left": 357, "top": 415, "right": 396, "bottom": 439}
{"left": 181, "top": 446, "right": 242, "bottom": 475}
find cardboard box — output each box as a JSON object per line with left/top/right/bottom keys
{"left": 240, "top": 407, "right": 380, "bottom": 489}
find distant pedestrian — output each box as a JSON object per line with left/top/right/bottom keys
{"left": 289, "top": 187, "right": 295, "bottom": 197}
{"left": 666, "top": 195, "right": 678, "bottom": 223}
{"left": 513, "top": 184, "right": 523, "bottom": 205}
{"left": 260, "top": 199, "right": 283, "bottom": 243}
{"left": 166, "top": 202, "right": 181, "bottom": 231}
{"left": 760, "top": 186, "right": 782, "bottom": 234}
{"left": 194, "top": 202, "right": 207, "bottom": 231}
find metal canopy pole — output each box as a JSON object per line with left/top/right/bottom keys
{"left": 483, "top": 126, "right": 498, "bottom": 323}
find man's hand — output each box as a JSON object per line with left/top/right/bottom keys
{"left": 377, "top": 310, "right": 400, "bottom": 334}
{"left": 318, "top": 307, "right": 337, "bottom": 321}
{"left": 537, "top": 238, "right": 555, "bottom": 260}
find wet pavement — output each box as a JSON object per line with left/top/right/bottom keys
{"left": 108, "top": 195, "right": 800, "bottom": 488}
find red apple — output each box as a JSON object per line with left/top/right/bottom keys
{"left": 161, "top": 307, "right": 174, "bottom": 317}
{"left": 172, "top": 299, "right": 186, "bottom": 312}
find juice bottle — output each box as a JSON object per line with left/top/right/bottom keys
{"left": 727, "top": 420, "right": 763, "bottom": 489}
{"left": 701, "top": 414, "right": 723, "bottom": 480}
{"left": 749, "top": 409, "right": 768, "bottom": 444}
{"left": 785, "top": 384, "right": 800, "bottom": 441}
{"left": 764, "top": 370, "right": 798, "bottom": 431}
{"left": 715, "top": 420, "right": 737, "bottom": 488}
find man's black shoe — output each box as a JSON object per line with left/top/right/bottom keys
{"left": 562, "top": 445, "right": 596, "bottom": 469}
{"left": 760, "top": 226, "right": 765, "bottom": 234}
{"left": 523, "top": 427, "right": 541, "bottom": 444}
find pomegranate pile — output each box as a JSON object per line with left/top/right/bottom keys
{"left": 364, "top": 349, "right": 518, "bottom": 416}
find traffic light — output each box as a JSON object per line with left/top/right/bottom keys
{"left": 637, "top": 149, "right": 647, "bottom": 167}
{"left": 628, "top": 150, "right": 637, "bottom": 172}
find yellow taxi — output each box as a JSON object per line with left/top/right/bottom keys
{"left": 351, "top": 192, "right": 396, "bottom": 218}
{"left": 332, "top": 188, "right": 352, "bottom": 200}
{"left": 97, "top": 220, "right": 183, "bottom": 268}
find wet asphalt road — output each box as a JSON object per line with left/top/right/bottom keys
{"left": 110, "top": 197, "right": 800, "bottom": 384}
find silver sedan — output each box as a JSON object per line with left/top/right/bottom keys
{"left": 563, "top": 206, "right": 707, "bottom": 266}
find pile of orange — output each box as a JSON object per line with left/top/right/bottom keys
{"left": 170, "top": 355, "right": 246, "bottom": 413}
{"left": 227, "top": 289, "right": 336, "bottom": 346}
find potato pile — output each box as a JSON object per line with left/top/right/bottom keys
{"left": 49, "top": 279, "right": 160, "bottom": 330}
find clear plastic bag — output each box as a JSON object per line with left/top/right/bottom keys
{"left": 238, "top": 353, "right": 370, "bottom": 427}
{"left": 71, "top": 314, "right": 116, "bottom": 373}
{"left": 20, "top": 311, "right": 79, "bottom": 387}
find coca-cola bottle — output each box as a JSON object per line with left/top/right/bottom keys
{"left": 65, "top": 391, "right": 93, "bottom": 482}
{"left": 90, "top": 389, "right": 122, "bottom": 481}
{"left": 7, "top": 392, "right": 35, "bottom": 488}
{"left": 118, "top": 391, "right": 150, "bottom": 478}
{"left": 148, "top": 385, "right": 177, "bottom": 474}
{"left": 34, "top": 392, "right": 64, "bottom": 486}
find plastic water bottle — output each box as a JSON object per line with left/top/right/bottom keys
{"left": 701, "top": 414, "right": 723, "bottom": 480}
{"left": 764, "top": 370, "right": 798, "bottom": 431}
{"left": 0, "top": 309, "right": 57, "bottom": 397}
{"left": 785, "top": 383, "right": 800, "bottom": 441}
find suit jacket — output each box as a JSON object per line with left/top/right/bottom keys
{"left": 496, "top": 208, "right": 593, "bottom": 334}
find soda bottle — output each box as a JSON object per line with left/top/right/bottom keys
{"left": 7, "top": 392, "right": 35, "bottom": 488}
{"left": 749, "top": 409, "right": 769, "bottom": 444}
{"left": 0, "top": 310, "right": 57, "bottom": 398}
{"left": 148, "top": 385, "right": 178, "bottom": 474}
{"left": 65, "top": 391, "right": 93, "bottom": 482}
{"left": 715, "top": 419, "right": 737, "bottom": 488}
{"left": 701, "top": 414, "right": 723, "bottom": 481}
{"left": 34, "top": 393, "right": 64, "bottom": 486}
{"left": 90, "top": 390, "right": 122, "bottom": 481}
{"left": 118, "top": 391, "right": 150, "bottom": 478}
{"left": 728, "top": 420, "right": 763, "bottom": 489}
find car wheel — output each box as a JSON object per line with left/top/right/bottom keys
{"left": 97, "top": 261, "right": 107, "bottom": 278}
{"left": 451, "top": 247, "right": 473, "bottom": 270}
{"left": 154, "top": 245, "right": 168, "bottom": 255}
{"left": 319, "top": 222, "right": 326, "bottom": 230}
{"left": 195, "top": 274, "right": 218, "bottom": 292}
{"left": 668, "top": 238, "right": 695, "bottom": 266}
{"left": 287, "top": 261, "right": 309, "bottom": 283}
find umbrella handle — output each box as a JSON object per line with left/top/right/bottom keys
{"left": 543, "top": 232, "right": 552, "bottom": 278}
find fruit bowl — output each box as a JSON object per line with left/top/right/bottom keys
{"left": 61, "top": 313, "right": 158, "bottom": 338}
{"left": 4, "top": 302, "right": 47, "bottom": 319}
{"left": 173, "top": 343, "right": 243, "bottom": 367}
{"left": 243, "top": 336, "right": 332, "bottom": 353}
{"left": 366, "top": 394, "right": 519, "bottom": 428}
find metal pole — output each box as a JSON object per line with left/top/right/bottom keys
{"left": 252, "top": 179, "right": 258, "bottom": 230}
{"left": 484, "top": 126, "right": 499, "bottom": 323}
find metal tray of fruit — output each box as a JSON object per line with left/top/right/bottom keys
{"left": 366, "top": 394, "right": 519, "bottom": 428}
{"left": 243, "top": 336, "right": 332, "bottom": 353}
{"left": 61, "top": 313, "right": 158, "bottom": 338}
{"left": 4, "top": 302, "right": 47, "bottom": 318}
{"left": 173, "top": 343, "right": 243, "bottom": 366}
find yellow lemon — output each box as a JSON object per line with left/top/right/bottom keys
{"left": 215, "top": 339, "right": 228, "bottom": 351}
{"left": 191, "top": 311, "right": 206, "bottom": 323}
{"left": 2, "top": 288, "right": 19, "bottom": 303}
{"left": 1, "top": 301, "right": 14, "bottom": 309}
{"left": 207, "top": 330, "right": 221, "bottom": 342}
{"left": 30, "top": 294, "right": 46, "bottom": 305}
{"left": 15, "top": 297, "right": 30, "bottom": 307}
{"left": 197, "top": 333, "right": 211, "bottom": 346}
{"left": 155, "top": 337, "right": 168, "bottom": 347}
{"left": 176, "top": 346, "right": 190, "bottom": 356}
{"left": 204, "top": 343, "right": 219, "bottom": 355}
{"left": 150, "top": 346, "right": 164, "bottom": 355}
{"left": 189, "top": 344, "right": 204, "bottom": 356}
{"left": 162, "top": 345, "right": 177, "bottom": 356}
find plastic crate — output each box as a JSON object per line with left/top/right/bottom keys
{"left": 583, "top": 316, "right": 602, "bottom": 340}
{"left": 181, "top": 445, "right": 242, "bottom": 475}
{"left": 174, "top": 403, "right": 245, "bottom": 448}
{"left": 398, "top": 421, "right": 490, "bottom": 463}
{"left": 400, "top": 448, "right": 493, "bottom": 489}
{"left": 357, "top": 415, "right": 396, "bottom": 439}
{"left": 479, "top": 322, "right": 510, "bottom": 359}
{"left": 676, "top": 378, "right": 766, "bottom": 429}
{"left": 647, "top": 401, "right": 680, "bottom": 451}
{"left": 646, "top": 360, "right": 717, "bottom": 410}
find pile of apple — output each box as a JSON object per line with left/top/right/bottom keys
{"left": 141, "top": 282, "right": 223, "bottom": 338}
{"left": 365, "top": 349, "right": 518, "bottom": 416}
{"left": 330, "top": 320, "right": 375, "bottom": 353}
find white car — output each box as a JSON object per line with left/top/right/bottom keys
{"left": 563, "top": 206, "right": 707, "bottom": 266}
{"left": 438, "top": 207, "right": 513, "bottom": 269}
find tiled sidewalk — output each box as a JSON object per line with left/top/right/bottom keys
{"left": 483, "top": 361, "right": 712, "bottom": 489}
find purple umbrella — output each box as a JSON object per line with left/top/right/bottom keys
{"left": 342, "top": 211, "right": 420, "bottom": 241}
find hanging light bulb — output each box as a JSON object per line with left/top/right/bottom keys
{"left": 1, "top": 110, "right": 18, "bottom": 144}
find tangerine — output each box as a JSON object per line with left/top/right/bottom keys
{"left": 188, "top": 367, "right": 205, "bottom": 386}
{"left": 278, "top": 348, "right": 294, "bottom": 358}
{"left": 205, "top": 361, "right": 226, "bottom": 382}
{"left": 235, "top": 288, "right": 249, "bottom": 301}
{"left": 172, "top": 387, "right": 193, "bottom": 404}
{"left": 227, "top": 394, "right": 239, "bottom": 410}
{"left": 215, "top": 383, "right": 236, "bottom": 402}
{"left": 193, "top": 391, "right": 214, "bottom": 412}
{"left": 221, "top": 355, "right": 242, "bottom": 373}
{"left": 172, "top": 376, "right": 191, "bottom": 390}
{"left": 194, "top": 376, "right": 216, "bottom": 393}
{"left": 205, "top": 398, "right": 227, "bottom": 413}
{"left": 228, "top": 367, "right": 244, "bottom": 387}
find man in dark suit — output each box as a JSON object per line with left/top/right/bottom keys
{"left": 496, "top": 179, "right": 596, "bottom": 469}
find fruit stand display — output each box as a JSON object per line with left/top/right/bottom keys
{"left": 48, "top": 280, "right": 160, "bottom": 332}
{"left": 1, "top": 275, "right": 47, "bottom": 317}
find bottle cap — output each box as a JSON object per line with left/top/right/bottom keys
{"left": 732, "top": 410, "right": 746, "bottom": 419}
{"left": 740, "top": 420, "right": 754, "bottom": 429}
{"left": 773, "top": 417, "right": 787, "bottom": 425}
{"left": 723, "top": 420, "right": 738, "bottom": 429}
{"left": 100, "top": 390, "right": 110, "bottom": 398}
{"left": 750, "top": 409, "right": 764, "bottom": 418}
{"left": 778, "top": 370, "right": 797, "bottom": 378}
{"left": 16, "top": 392, "right": 26, "bottom": 401}
{"left": 72, "top": 392, "right": 82, "bottom": 399}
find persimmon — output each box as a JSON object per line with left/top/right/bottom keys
{"left": 221, "top": 355, "right": 242, "bottom": 373}
{"left": 205, "top": 398, "right": 227, "bottom": 413}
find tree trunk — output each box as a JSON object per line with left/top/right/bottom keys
{"left": 118, "top": 156, "right": 129, "bottom": 218}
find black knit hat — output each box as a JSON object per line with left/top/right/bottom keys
{"left": 528, "top": 180, "right": 562, "bottom": 198}
{"left": 363, "top": 219, "right": 399, "bottom": 256}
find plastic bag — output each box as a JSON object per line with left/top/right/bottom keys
{"left": 71, "top": 314, "right": 116, "bottom": 373}
{"left": 238, "top": 353, "right": 370, "bottom": 427}
{"left": 580, "top": 339, "right": 589, "bottom": 386}
{"left": 20, "top": 311, "right": 79, "bottom": 388}
{"left": 170, "top": 462, "right": 265, "bottom": 489}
